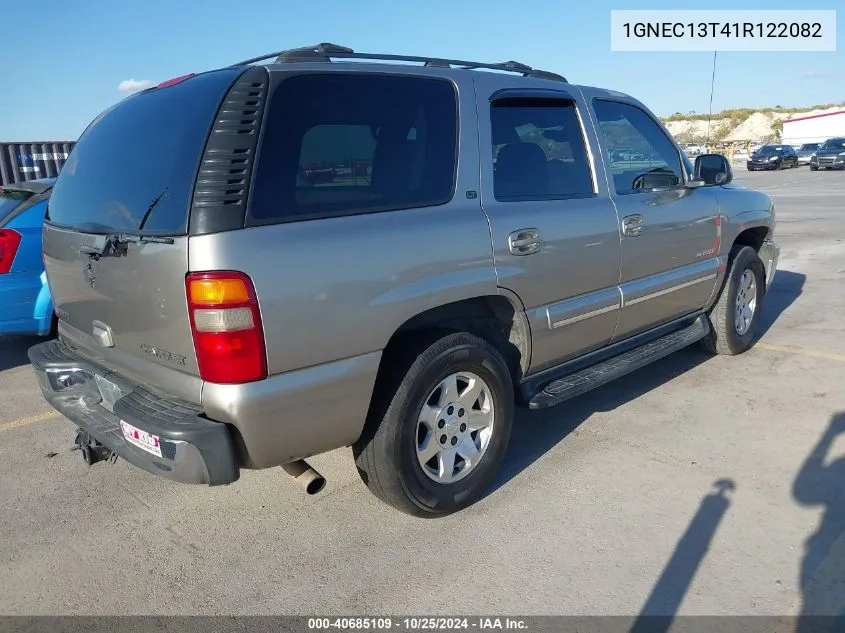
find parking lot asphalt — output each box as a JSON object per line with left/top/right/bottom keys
{"left": 1, "top": 166, "right": 844, "bottom": 618}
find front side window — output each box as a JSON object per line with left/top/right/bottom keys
{"left": 592, "top": 99, "right": 683, "bottom": 195}
{"left": 490, "top": 98, "right": 594, "bottom": 202}
{"left": 250, "top": 73, "right": 458, "bottom": 223}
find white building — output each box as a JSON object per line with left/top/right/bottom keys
{"left": 782, "top": 110, "right": 845, "bottom": 146}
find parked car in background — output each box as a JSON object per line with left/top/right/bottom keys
{"left": 795, "top": 143, "right": 822, "bottom": 166}
{"left": 809, "top": 137, "right": 845, "bottom": 171}
{"left": 28, "top": 43, "right": 779, "bottom": 517}
{"left": 746, "top": 144, "right": 799, "bottom": 170}
{"left": 0, "top": 178, "right": 56, "bottom": 336}
{"left": 682, "top": 143, "right": 703, "bottom": 156}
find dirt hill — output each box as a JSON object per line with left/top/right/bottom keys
{"left": 661, "top": 103, "right": 845, "bottom": 143}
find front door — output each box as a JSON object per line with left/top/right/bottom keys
{"left": 474, "top": 75, "right": 622, "bottom": 373}
{"left": 589, "top": 97, "right": 720, "bottom": 341}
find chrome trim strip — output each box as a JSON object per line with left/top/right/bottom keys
{"left": 551, "top": 303, "right": 619, "bottom": 329}
{"left": 623, "top": 273, "right": 718, "bottom": 307}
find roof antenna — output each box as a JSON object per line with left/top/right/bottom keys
{"left": 705, "top": 51, "right": 717, "bottom": 149}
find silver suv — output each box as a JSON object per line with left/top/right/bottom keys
{"left": 29, "top": 43, "right": 779, "bottom": 517}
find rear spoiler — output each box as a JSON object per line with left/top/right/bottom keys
{"left": 0, "top": 179, "right": 56, "bottom": 196}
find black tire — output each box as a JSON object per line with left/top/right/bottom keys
{"left": 353, "top": 331, "right": 514, "bottom": 517}
{"left": 810, "top": 164, "right": 818, "bottom": 171}
{"left": 701, "top": 245, "right": 766, "bottom": 355}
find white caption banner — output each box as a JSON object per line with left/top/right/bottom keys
{"left": 611, "top": 10, "right": 836, "bottom": 52}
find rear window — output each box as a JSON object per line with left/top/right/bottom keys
{"left": 0, "top": 189, "right": 33, "bottom": 224}
{"left": 47, "top": 68, "right": 242, "bottom": 235}
{"left": 249, "top": 73, "right": 458, "bottom": 223}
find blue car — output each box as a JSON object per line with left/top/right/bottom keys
{"left": 0, "top": 178, "right": 56, "bottom": 336}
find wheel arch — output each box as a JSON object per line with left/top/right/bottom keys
{"left": 732, "top": 226, "right": 770, "bottom": 253}
{"left": 384, "top": 293, "right": 531, "bottom": 384}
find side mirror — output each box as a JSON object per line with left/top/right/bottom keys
{"left": 693, "top": 154, "right": 733, "bottom": 186}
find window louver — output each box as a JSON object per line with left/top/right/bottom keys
{"left": 189, "top": 66, "right": 269, "bottom": 235}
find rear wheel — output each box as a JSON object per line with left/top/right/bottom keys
{"left": 701, "top": 245, "right": 765, "bottom": 355}
{"left": 353, "top": 331, "right": 514, "bottom": 517}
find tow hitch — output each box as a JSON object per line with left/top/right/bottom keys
{"left": 73, "top": 430, "right": 116, "bottom": 466}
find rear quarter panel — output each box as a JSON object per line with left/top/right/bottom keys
{"left": 189, "top": 203, "right": 497, "bottom": 376}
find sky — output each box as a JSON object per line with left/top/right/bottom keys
{"left": 0, "top": 0, "right": 842, "bottom": 141}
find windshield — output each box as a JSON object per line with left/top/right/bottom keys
{"left": 800, "top": 144, "right": 821, "bottom": 151}
{"left": 0, "top": 189, "right": 34, "bottom": 223}
{"left": 821, "top": 139, "right": 845, "bottom": 150}
{"left": 47, "top": 67, "right": 241, "bottom": 235}
{"left": 756, "top": 146, "right": 783, "bottom": 156}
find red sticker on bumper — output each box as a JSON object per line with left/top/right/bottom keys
{"left": 120, "top": 420, "right": 162, "bottom": 458}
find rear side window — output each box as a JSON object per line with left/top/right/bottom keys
{"left": 491, "top": 98, "right": 594, "bottom": 201}
{"left": 249, "top": 73, "right": 458, "bottom": 223}
{"left": 47, "top": 68, "right": 242, "bottom": 235}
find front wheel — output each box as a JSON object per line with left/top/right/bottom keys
{"left": 353, "top": 331, "right": 514, "bottom": 517}
{"left": 701, "top": 245, "right": 766, "bottom": 355}
{"left": 810, "top": 164, "right": 818, "bottom": 171}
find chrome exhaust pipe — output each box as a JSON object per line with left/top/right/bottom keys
{"left": 281, "top": 459, "right": 326, "bottom": 495}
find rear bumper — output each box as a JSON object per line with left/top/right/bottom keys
{"left": 28, "top": 338, "right": 239, "bottom": 485}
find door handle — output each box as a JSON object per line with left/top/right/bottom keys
{"left": 621, "top": 214, "right": 645, "bottom": 237}
{"left": 508, "top": 229, "right": 542, "bottom": 255}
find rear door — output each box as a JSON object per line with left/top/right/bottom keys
{"left": 588, "top": 96, "right": 719, "bottom": 341}
{"left": 473, "top": 75, "right": 622, "bottom": 373}
{"left": 42, "top": 67, "right": 246, "bottom": 399}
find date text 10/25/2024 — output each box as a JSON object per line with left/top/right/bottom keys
{"left": 308, "top": 618, "right": 528, "bottom": 631}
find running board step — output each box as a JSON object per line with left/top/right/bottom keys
{"left": 528, "top": 315, "right": 711, "bottom": 410}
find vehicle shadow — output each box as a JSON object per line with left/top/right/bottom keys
{"left": 757, "top": 269, "right": 805, "bottom": 339}
{"left": 488, "top": 346, "right": 713, "bottom": 495}
{"left": 628, "top": 479, "right": 737, "bottom": 633}
{"left": 791, "top": 412, "right": 845, "bottom": 633}
{"left": 0, "top": 336, "right": 41, "bottom": 372}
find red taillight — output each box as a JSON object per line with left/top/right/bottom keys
{"left": 157, "top": 73, "right": 196, "bottom": 89}
{"left": 186, "top": 271, "right": 267, "bottom": 384}
{"left": 0, "top": 229, "right": 22, "bottom": 274}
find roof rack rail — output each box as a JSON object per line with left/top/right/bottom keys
{"left": 229, "top": 43, "right": 567, "bottom": 82}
